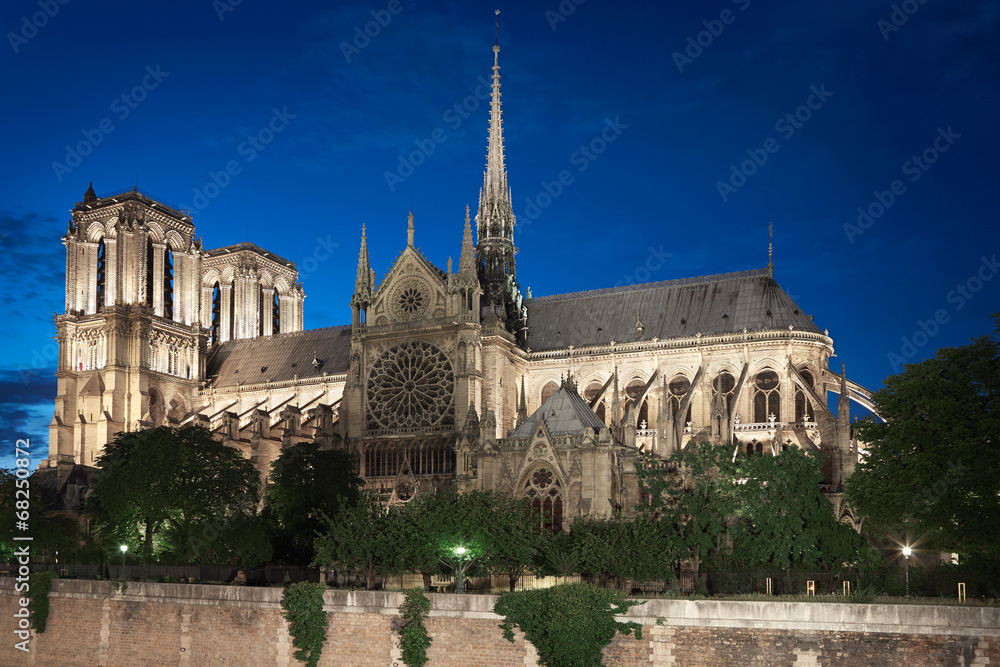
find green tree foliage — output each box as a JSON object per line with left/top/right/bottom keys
{"left": 636, "top": 441, "right": 736, "bottom": 578}
{"left": 494, "top": 583, "right": 644, "bottom": 667}
{"left": 264, "top": 442, "right": 362, "bottom": 565}
{"left": 398, "top": 488, "right": 541, "bottom": 590}
{"left": 571, "top": 513, "right": 678, "bottom": 586}
{"left": 27, "top": 572, "right": 54, "bottom": 633}
{"left": 0, "top": 470, "right": 90, "bottom": 563}
{"left": 84, "top": 426, "right": 264, "bottom": 564}
{"left": 846, "top": 316, "right": 1000, "bottom": 561}
{"left": 281, "top": 581, "right": 328, "bottom": 667}
{"left": 313, "top": 491, "right": 404, "bottom": 589}
{"left": 398, "top": 588, "right": 432, "bottom": 667}
{"left": 729, "top": 447, "right": 871, "bottom": 570}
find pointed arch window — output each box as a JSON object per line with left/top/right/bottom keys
{"left": 795, "top": 369, "right": 813, "bottom": 423}
{"left": 524, "top": 467, "right": 562, "bottom": 533}
{"left": 96, "top": 238, "right": 106, "bottom": 309}
{"left": 668, "top": 375, "right": 693, "bottom": 424}
{"left": 210, "top": 282, "right": 221, "bottom": 345}
{"left": 754, "top": 369, "right": 780, "bottom": 423}
{"left": 584, "top": 381, "right": 606, "bottom": 425}
{"left": 540, "top": 381, "right": 558, "bottom": 405}
{"left": 163, "top": 246, "right": 174, "bottom": 319}
{"left": 713, "top": 371, "right": 736, "bottom": 412}
{"left": 273, "top": 291, "right": 280, "bottom": 334}
{"left": 144, "top": 241, "right": 155, "bottom": 306}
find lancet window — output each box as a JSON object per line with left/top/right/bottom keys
{"left": 753, "top": 369, "right": 781, "bottom": 423}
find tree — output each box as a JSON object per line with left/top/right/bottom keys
{"left": 84, "top": 425, "right": 264, "bottom": 563}
{"left": 846, "top": 316, "right": 1000, "bottom": 561}
{"left": 264, "top": 442, "right": 362, "bottom": 565}
{"left": 729, "top": 447, "right": 870, "bottom": 570}
{"left": 313, "top": 491, "right": 403, "bottom": 589}
{"left": 636, "top": 441, "right": 736, "bottom": 581}
{"left": 571, "top": 513, "right": 678, "bottom": 587}
{"left": 0, "top": 470, "right": 89, "bottom": 564}
{"left": 397, "top": 488, "right": 541, "bottom": 591}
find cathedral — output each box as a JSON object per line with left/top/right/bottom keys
{"left": 45, "top": 44, "right": 875, "bottom": 526}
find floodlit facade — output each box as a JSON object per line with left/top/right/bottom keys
{"left": 45, "top": 45, "right": 875, "bottom": 526}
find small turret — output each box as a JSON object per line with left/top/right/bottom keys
{"left": 350, "top": 225, "right": 373, "bottom": 328}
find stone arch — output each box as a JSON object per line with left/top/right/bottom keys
{"left": 540, "top": 380, "right": 559, "bottom": 405}
{"left": 273, "top": 275, "right": 292, "bottom": 296}
{"left": 164, "top": 230, "right": 185, "bottom": 251}
{"left": 86, "top": 221, "right": 107, "bottom": 242}
{"left": 202, "top": 268, "right": 222, "bottom": 287}
{"left": 258, "top": 269, "right": 274, "bottom": 289}
{"left": 145, "top": 221, "right": 165, "bottom": 244}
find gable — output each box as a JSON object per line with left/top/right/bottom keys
{"left": 371, "top": 246, "right": 448, "bottom": 326}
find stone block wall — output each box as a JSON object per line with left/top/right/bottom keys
{"left": 0, "top": 579, "right": 996, "bottom": 666}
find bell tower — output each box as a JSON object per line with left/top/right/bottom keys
{"left": 49, "top": 184, "right": 206, "bottom": 471}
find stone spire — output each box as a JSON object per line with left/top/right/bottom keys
{"left": 407, "top": 211, "right": 415, "bottom": 248}
{"left": 474, "top": 43, "right": 526, "bottom": 344}
{"left": 351, "top": 225, "right": 372, "bottom": 327}
{"left": 767, "top": 221, "right": 774, "bottom": 278}
{"left": 834, "top": 362, "right": 851, "bottom": 489}
{"left": 458, "top": 205, "right": 477, "bottom": 283}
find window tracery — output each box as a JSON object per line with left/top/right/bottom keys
{"left": 753, "top": 369, "right": 781, "bottom": 422}
{"left": 366, "top": 341, "right": 455, "bottom": 431}
{"left": 524, "top": 466, "right": 563, "bottom": 532}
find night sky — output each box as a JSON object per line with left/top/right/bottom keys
{"left": 2, "top": 0, "right": 998, "bottom": 471}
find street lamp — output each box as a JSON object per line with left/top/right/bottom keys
{"left": 453, "top": 546, "right": 468, "bottom": 594}
{"left": 120, "top": 545, "right": 128, "bottom": 579}
{"left": 902, "top": 546, "right": 911, "bottom": 598}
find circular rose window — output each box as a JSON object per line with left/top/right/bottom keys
{"left": 366, "top": 341, "right": 454, "bottom": 430}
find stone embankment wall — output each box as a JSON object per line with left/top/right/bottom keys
{"left": 0, "top": 579, "right": 997, "bottom": 666}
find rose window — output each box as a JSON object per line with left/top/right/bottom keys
{"left": 398, "top": 287, "right": 424, "bottom": 314}
{"left": 389, "top": 278, "right": 432, "bottom": 321}
{"left": 532, "top": 468, "right": 552, "bottom": 489}
{"left": 366, "top": 341, "right": 454, "bottom": 430}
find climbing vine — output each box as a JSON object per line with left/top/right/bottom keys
{"left": 281, "top": 582, "right": 328, "bottom": 667}
{"left": 398, "top": 588, "right": 432, "bottom": 667}
{"left": 494, "top": 583, "right": 644, "bottom": 667}
{"left": 28, "top": 572, "right": 54, "bottom": 633}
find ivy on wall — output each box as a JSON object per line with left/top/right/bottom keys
{"left": 494, "top": 583, "right": 644, "bottom": 667}
{"left": 281, "top": 582, "right": 328, "bottom": 667}
{"left": 398, "top": 588, "right": 432, "bottom": 667}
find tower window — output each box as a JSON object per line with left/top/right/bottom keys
{"left": 273, "top": 291, "right": 280, "bottom": 334}
{"left": 96, "top": 238, "right": 106, "bottom": 309}
{"left": 211, "top": 282, "right": 221, "bottom": 345}
{"left": 163, "top": 247, "right": 174, "bottom": 319}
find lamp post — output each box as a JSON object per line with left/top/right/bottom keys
{"left": 902, "top": 546, "right": 911, "bottom": 598}
{"left": 120, "top": 545, "right": 128, "bottom": 580}
{"left": 453, "top": 546, "right": 468, "bottom": 594}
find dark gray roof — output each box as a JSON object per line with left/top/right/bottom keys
{"left": 206, "top": 242, "right": 297, "bottom": 269}
{"left": 206, "top": 325, "right": 352, "bottom": 387}
{"left": 508, "top": 384, "right": 606, "bottom": 439}
{"left": 525, "top": 268, "right": 820, "bottom": 351}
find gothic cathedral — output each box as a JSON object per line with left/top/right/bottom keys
{"left": 46, "top": 45, "right": 875, "bottom": 526}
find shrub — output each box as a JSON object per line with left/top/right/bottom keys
{"left": 494, "top": 582, "right": 644, "bottom": 667}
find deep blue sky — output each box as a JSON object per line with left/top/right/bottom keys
{"left": 2, "top": 0, "right": 998, "bottom": 470}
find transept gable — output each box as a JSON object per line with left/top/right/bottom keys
{"left": 371, "top": 244, "right": 449, "bottom": 326}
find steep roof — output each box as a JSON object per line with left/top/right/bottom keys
{"left": 525, "top": 268, "right": 820, "bottom": 351}
{"left": 508, "top": 383, "right": 606, "bottom": 439}
{"left": 206, "top": 325, "right": 352, "bottom": 388}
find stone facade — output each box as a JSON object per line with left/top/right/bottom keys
{"left": 44, "top": 45, "right": 876, "bottom": 521}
